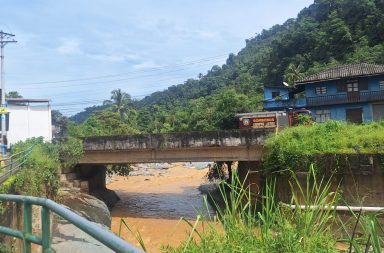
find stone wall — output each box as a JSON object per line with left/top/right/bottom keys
{"left": 274, "top": 154, "right": 384, "bottom": 207}
{"left": 60, "top": 165, "right": 120, "bottom": 209}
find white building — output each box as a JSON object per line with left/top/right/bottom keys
{"left": 6, "top": 98, "right": 52, "bottom": 145}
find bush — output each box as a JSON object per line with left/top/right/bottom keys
{"left": 10, "top": 136, "right": 83, "bottom": 199}
{"left": 263, "top": 121, "right": 384, "bottom": 173}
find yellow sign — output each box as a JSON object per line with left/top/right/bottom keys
{"left": 0, "top": 107, "right": 8, "bottom": 114}
{"left": 252, "top": 117, "right": 276, "bottom": 123}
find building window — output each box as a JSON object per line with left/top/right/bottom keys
{"left": 272, "top": 91, "right": 280, "bottom": 99}
{"left": 358, "top": 79, "right": 368, "bottom": 90}
{"left": 315, "top": 87, "right": 327, "bottom": 95}
{"left": 380, "top": 81, "right": 384, "bottom": 90}
{"left": 337, "top": 82, "right": 347, "bottom": 92}
{"left": 315, "top": 109, "right": 331, "bottom": 123}
{"left": 347, "top": 81, "right": 359, "bottom": 92}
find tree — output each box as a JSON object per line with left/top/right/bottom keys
{"left": 103, "top": 89, "right": 134, "bottom": 121}
{"left": 323, "top": 10, "right": 353, "bottom": 60}
{"left": 284, "top": 63, "right": 305, "bottom": 85}
{"left": 80, "top": 111, "right": 139, "bottom": 136}
{"left": 6, "top": 91, "right": 22, "bottom": 98}
{"left": 51, "top": 110, "right": 69, "bottom": 138}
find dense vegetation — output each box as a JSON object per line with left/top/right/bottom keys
{"left": 68, "top": 0, "right": 384, "bottom": 135}
{"left": 0, "top": 137, "right": 83, "bottom": 198}
{"left": 140, "top": 170, "right": 383, "bottom": 252}
{"left": 264, "top": 120, "right": 384, "bottom": 172}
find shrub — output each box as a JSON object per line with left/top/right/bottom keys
{"left": 264, "top": 121, "right": 384, "bottom": 173}
{"left": 10, "top": 136, "right": 83, "bottom": 199}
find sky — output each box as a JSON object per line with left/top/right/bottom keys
{"left": 1, "top": 0, "right": 313, "bottom": 115}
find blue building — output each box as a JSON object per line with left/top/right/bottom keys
{"left": 263, "top": 63, "right": 384, "bottom": 123}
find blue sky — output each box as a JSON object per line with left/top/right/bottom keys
{"left": 1, "top": 0, "right": 313, "bottom": 115}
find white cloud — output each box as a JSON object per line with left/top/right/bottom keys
{"left": 56, "top": 38, "right": 83, "bottom": 55}
{"left": 132, "top": 61, "right": 163, "bottom": 70}
{"left": 86, "top": 52, "right": 139, "bottom": 63}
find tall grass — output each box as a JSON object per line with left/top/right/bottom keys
{"left": 118, "top": 218, "right": 147, "bottom": 252}
{"left": 118, "top": 165, "right": 384, "bottom": 252}
{"left": 339, "top": 209, "right": 384, "bottom": 253}
{"left": 164, "top": 167, "right": 340, "bottom": 253}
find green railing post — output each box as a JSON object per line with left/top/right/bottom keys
{"left": 0, "top": 194, "right": 144, "bottom": 253}
{"left": 23, "top": 202, "right": 32, "bottom": 253}
{"left": 41, "top": 206, "right": 53, "bottom": 253}
{"left": 9, "top": 156, "right": 13, "bottom": 177}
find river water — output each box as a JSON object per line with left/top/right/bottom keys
{"left": 107, "top": 163, "right": 215, "bottom": 253}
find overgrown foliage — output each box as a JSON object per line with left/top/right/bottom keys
{"left": 160, "top": 166, "right": 384, "bottom": 252}
{"left": 8, "top": 137, "right": 83, "bottom": 198}
{"left": 163, "top": 167, "right": 340, "bottom": 253}
{"left": 264, "top": 121, "right": 384, "bottom": 173}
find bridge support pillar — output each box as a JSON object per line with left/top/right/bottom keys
{"left": 74, "top": 165, "right": 120, "bottom": 208}
{"left": 237, "top": 161, "right": 263, "bottom": 196}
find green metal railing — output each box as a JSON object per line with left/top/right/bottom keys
{"left": 0, "top": 145, "right": 34, "bottom": 184}
{"left": 0, "top": 194, "right": 144, "bottom": 253}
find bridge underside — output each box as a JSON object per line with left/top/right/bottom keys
{"left": 80, "top": 145, "right": 264, "bottom": 164}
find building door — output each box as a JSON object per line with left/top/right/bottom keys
{"left": 346, "top": 108, "right": 363, "bottom": 124}
{"left": 372, "top": 104, "right": 384, "bottom": 121}
{"left": 347, "top": 81, "right": 360, "bottom": 102}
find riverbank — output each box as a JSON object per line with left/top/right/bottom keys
{"left": 107, "top": 163, "right": 214, "bottom": 253}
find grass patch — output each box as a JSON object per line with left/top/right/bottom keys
{"left": 162, "top": 167, "right": 341, "bottom": 253}
{"left": 156, "top": 166, "right": 384, "bottom": 252}
{"left": 264, "top": 120, "right": 384, "bottom": 173}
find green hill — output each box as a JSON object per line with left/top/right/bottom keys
{"left": 70, "top": 0, "right": 384, "bottom": 134}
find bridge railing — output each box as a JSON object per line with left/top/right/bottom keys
{"left": 0, "top": 145, "right": 34, "bottom": 184}
{"left": 0, "top": 194, "right": 144, "bottom": 253}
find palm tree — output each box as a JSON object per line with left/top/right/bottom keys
{"left": 103, "top": 89, "right": 133, "bottom": 121}
{"left": 284, "top": 63, "right": 305, "bottom": 86}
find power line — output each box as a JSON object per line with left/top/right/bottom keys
{"left": 11, "top": 54, "right": 227, "bottom": 86}
{"left": 35, "top": 72, "right": 199, "bottom": 105}
{"left": 17, "top": 58, "right": 222, "bottom": 90}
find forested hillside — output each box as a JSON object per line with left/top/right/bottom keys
{"left": 69, "top": 0, "right": 384, "bottom": 135}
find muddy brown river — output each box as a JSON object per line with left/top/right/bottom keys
{"left": 107, "top": 164, "right": 215, "bottom": 253}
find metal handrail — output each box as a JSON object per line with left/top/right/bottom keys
{"left": 0, "top": 145, "right": 34, "bottom": 162}
{"left": 0, "top": 145, "right": 34, "bottom": 184}
{"left": 0, "top": 194, "right": 144, "bottom": 253}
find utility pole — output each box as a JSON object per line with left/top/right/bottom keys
{"left": 0, "top": 31, "right": 17, "bottom": 151}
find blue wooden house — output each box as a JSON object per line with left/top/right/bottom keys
{"left": 263, "top": 63, "right": 384, "bottom": 123}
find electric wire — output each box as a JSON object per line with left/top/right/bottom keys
{"left": 11, "top": 55, "right": 227, "bottom": 86}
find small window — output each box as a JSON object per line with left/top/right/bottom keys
{"left": 347, "top": 81, "right": 359, "bottom": 92}
{"left": 380, "top": 81, "right": 384, "bottom": 90}
{"left": 315, "top": 86, "right": 327, "bottom": 95}
{"left": 315, "top": 110, "right": 331, "bottom": 123}
{"left": 272, "top": 91, "right": 280, "bottom": 99}
{"left": 337, "top": 81, "right": 347, "bottom": 92}
{"left": 358, "top": 79, "right": 368, "bottom": 90}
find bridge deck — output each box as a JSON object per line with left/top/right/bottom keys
{"left": 80, "top": 128, "right": 274, "bottom": 164}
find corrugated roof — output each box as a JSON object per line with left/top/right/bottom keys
{"left": 295, "top": 63, "right": 384, "bottom": 85}
{"left": 6, "top": 98, "right": 50, "bottom": 103}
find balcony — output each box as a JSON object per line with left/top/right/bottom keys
{"left": 264, "top": 90, "right": 384, "bottom": 110}
{"left": 264, "top": 98, "right": 307, "bottom": 110}
{"left": 306, "top": 90, "right": 384, "bottom": 106}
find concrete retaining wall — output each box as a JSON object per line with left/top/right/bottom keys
{"left": 274, "top": 154, "right": 384, "bottom": 206}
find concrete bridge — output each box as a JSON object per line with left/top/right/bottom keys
{"left": 79, "top": 128, "right": 274, "bottom": 164}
